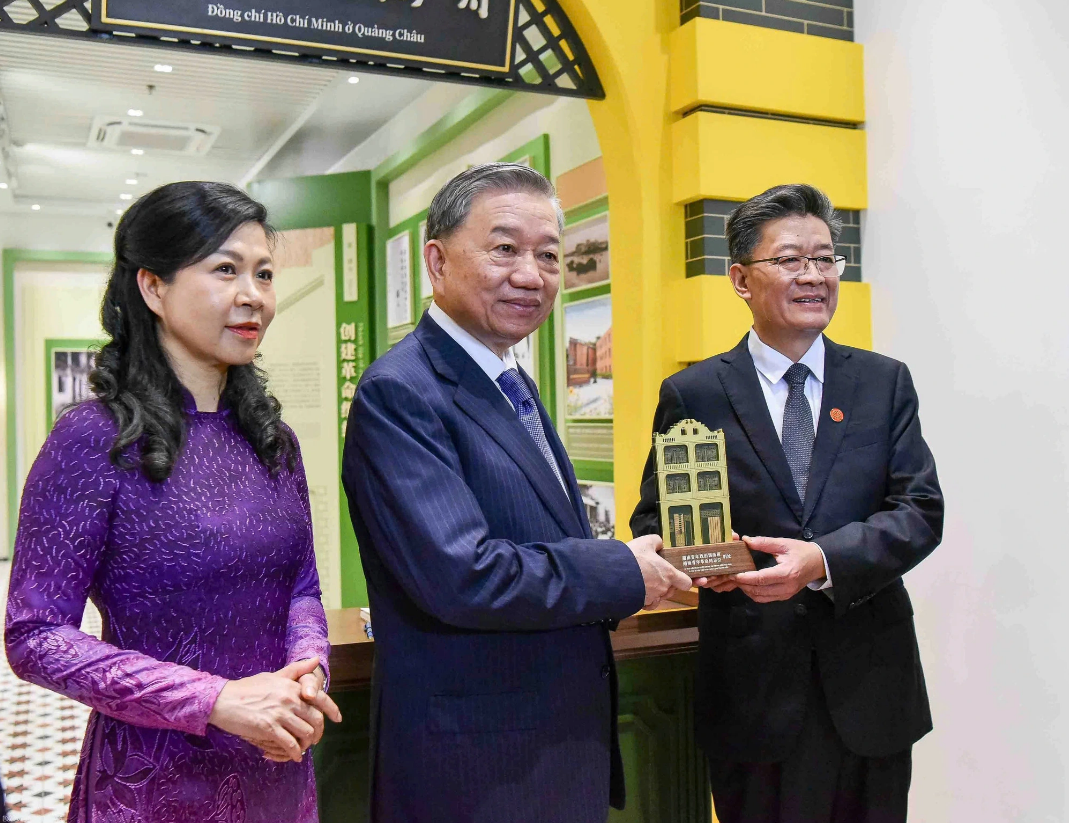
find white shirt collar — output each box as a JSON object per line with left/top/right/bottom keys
{"left": 747, "top": 328, "right": 825, "bottom": 386}
{"left": 428, "top": 302, "right": 517, "bottom": 381}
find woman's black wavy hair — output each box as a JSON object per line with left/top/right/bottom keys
{"left": 89, "top": 180, "right": 295, "bottom": 482}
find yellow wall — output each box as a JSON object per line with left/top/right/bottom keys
{"left": 559, "top": 0, "right": 683, "bottom": 538}
{"left": 561, "top": 0, "right": 868, "bottom": 538}
{"left": 673, "top": 277, "right": 872, "bottom": 365}
{"left": 668, "top": 19, "right": 865, "bottom": 122}
{"left": 672, "top": 112, "right": 868, "bottom": 210}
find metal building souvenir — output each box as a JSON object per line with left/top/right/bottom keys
{"left": 654, "top": 419, "right": 755, "bottom": 577}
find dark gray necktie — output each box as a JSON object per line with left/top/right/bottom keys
{"left": 782, "top": 363, "right": 815, "bottom": 502}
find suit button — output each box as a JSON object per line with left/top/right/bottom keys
{"left": 795, "top": 604, "right": 808, "bottom": 617}
{"left": 600, "top": 664, "right": 611, "bottom": 679}
{"left": 802, "top": 528, "right": 814, "bottom": 540}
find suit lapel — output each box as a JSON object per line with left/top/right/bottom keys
{"left": 416, "top": 315, "right": 583, "bottom": 537}
{"left": 454, "top": 375, "right": 583, "bottom": 537}
{"left": 718, "top": 337, "right": 805, "bottom": 521}
{"left": 802, "top": 337, "right": 859, "bottom": 523}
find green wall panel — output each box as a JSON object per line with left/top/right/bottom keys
{"left": 251, "top": 171, "right": 373, "bottom": 230}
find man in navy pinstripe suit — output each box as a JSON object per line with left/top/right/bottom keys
{"left": 342, "top": 164, "right": 694, "bottom": 823}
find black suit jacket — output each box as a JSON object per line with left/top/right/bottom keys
{"left": 630, "top": 335, "right": 943, "bottom": 762}
{"left": 343, "top": 315, "right": 645, "bottom": 822}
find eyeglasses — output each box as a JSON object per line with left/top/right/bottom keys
{"left": 742, "top": 255, "right": 847, "bottom": 278}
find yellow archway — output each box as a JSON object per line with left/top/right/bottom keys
{"left": 561, "top": 0, "right": 686, "bottom": 533}
{"left": 562, "top": 0, "right": 870, "bottom": 535}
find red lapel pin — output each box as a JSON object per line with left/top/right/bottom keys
{"left": 830, "top": 408, "right": 845, "bottom": 423}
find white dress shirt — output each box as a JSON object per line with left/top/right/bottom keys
{"left": 428, "top": 302, "right": 567, "bottom": 491}
{"left": 747, "top": 329, "right": 833, "bottom": 591}
{"left": 429, "top": 302, "right": 517, "bottom": 395}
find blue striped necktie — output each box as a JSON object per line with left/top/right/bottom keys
{"left": 496, "top": 369, "right": 567, "bottom": 491}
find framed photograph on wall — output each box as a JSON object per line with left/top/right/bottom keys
{"left": 562, "top": 212, "right": 610, "bottom": 291}
{"left": 386, "top": 230, "right": 412, "bottom": 328}
{"left": 513, "top": 333, "right": 537, "bottom": 386}
{"left": 45, "top": 340, "right": 99, "bottom": 425}
{"left": 577, "top": 481, "right": 615, "bottom": 539}
{"left": 418, "top": 219, "right": 432, "bottom": 304}
{"left": 563, "top": 295, "right": 613, "bottom": 419}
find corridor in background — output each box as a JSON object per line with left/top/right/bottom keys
{"left": 0, "top": 561, "right": 99, "bottom": 822}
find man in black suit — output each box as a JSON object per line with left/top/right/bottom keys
{"left": 631, "top": 184, "right": 943, "bottom": 823}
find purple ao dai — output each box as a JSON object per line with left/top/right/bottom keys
{"left": 4, "top": 399, "right": 330, "bottom": 822}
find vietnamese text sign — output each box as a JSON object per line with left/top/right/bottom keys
{"left": 94, "top": 0, "right": 518, "bottom": 73}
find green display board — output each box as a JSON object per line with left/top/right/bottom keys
{"left": 250, "top": 171, "right": 374, "bottom": 608}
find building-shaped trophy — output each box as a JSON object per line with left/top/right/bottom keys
{"left": 655, "top": 419, "right": 755, "bottom": 577}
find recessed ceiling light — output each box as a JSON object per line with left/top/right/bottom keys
{"left": 131, "top": 149, "right": 144, "bottom": 155}
{"left": 31, "top": 204, "right": 40, "bottom": 211}
{"left": 119, "top": 193, "right": 133, "bottom": 201}
{"left": 0, "top": 182, "right": 7, "bottom": 190}
{"left": 125, "top": 179, "right": 138, "bottom": 186}
{"left": 115, "top": 209, "right": 123, "bottom": 215}
{"left": 348, "top": 75, "right": 360, "bottom": 84}
{"left": 127, "top": 109, "right": 144, "bottom": 117}
{"left": 154, "top": 64, "right": 173, "bottom": 73}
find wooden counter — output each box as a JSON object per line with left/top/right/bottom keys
{"left": 316, "top": 603, "right": 708, "bottom": 823}
{"left": 325, "top": 603, "right": 699, "bottom": 692}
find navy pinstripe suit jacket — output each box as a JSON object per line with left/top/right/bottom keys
{"left": 342, "top": 314, "right": 645, "bottom": 823}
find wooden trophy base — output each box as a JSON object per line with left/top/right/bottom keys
{"left": 660, "top": 541, "right": 756, "bottom": 579}
{"left": 666, "top": 588, "right": 700, "bottom": 607}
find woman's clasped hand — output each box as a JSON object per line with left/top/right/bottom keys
{"left": 208, "top": 656, "right": 343, "bottom": 762}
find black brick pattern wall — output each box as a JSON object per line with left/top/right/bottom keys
{"left": 684, "top": 199, "right": 862, "bottom": 281}
{"left": 685, "top": 199, "right": 734, "bottom": 277}
{"left": 837, "top": 209, "right": 862, "bottom": 282}
{"left": 680, "top": 0, "right": 853, "bottom": 41}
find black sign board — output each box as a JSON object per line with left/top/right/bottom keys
{"left": 93, "top": 0, "right": 518, "bottom": 74}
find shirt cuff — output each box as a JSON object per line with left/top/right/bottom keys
{"left": 806, "top": 541, "right": 834, "bottom": 591}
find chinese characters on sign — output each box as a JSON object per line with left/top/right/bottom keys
{"left": 342, "top": 222, "right": 358, "bottom": 302}
{"left": 456, "top": 0, "right": 490, "bottom": 19}
{"left": 338, "top": 320, "right": 365, "bottom": 440}
{"left": 392, "top": 0, "right": 489, "bottom": 17}
{"left": 386, "top": 231, "right": 413, "bottom": 329}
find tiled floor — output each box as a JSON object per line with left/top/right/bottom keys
{"left": 1, "top": 560, "right": 100, "bottom": 823}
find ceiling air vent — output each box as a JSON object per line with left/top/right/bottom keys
{"left": 88, "top": 115, "right": 220, "bottom": 155}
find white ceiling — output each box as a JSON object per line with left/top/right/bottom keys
{"left": 0, "top": 31, "right": 433, "bottom": 220}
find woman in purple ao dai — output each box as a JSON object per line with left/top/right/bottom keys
{"left": 4, "top": 182, "right": 341, "bottom": 822}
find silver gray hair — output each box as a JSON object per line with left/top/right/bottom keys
{"left": 425, "top": 162, "right": 564, "bottom": 241}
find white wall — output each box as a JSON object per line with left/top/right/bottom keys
{"left": 855, "top": 2, "right": 1069, "bottom": 820}
{"left": 328, "top": 83, "right": 475, "bottom": 175}
{"left": 328, "top": 84, "right": 602, "bottom": 211}
{"left": 0, "top": 213, "right": 113, "bottom": 254}
{"left": 0, "top": 264, "right": 108, "bottom": 557}
{"left": 388, "top": 91, "right": 600, "bottom": 224}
